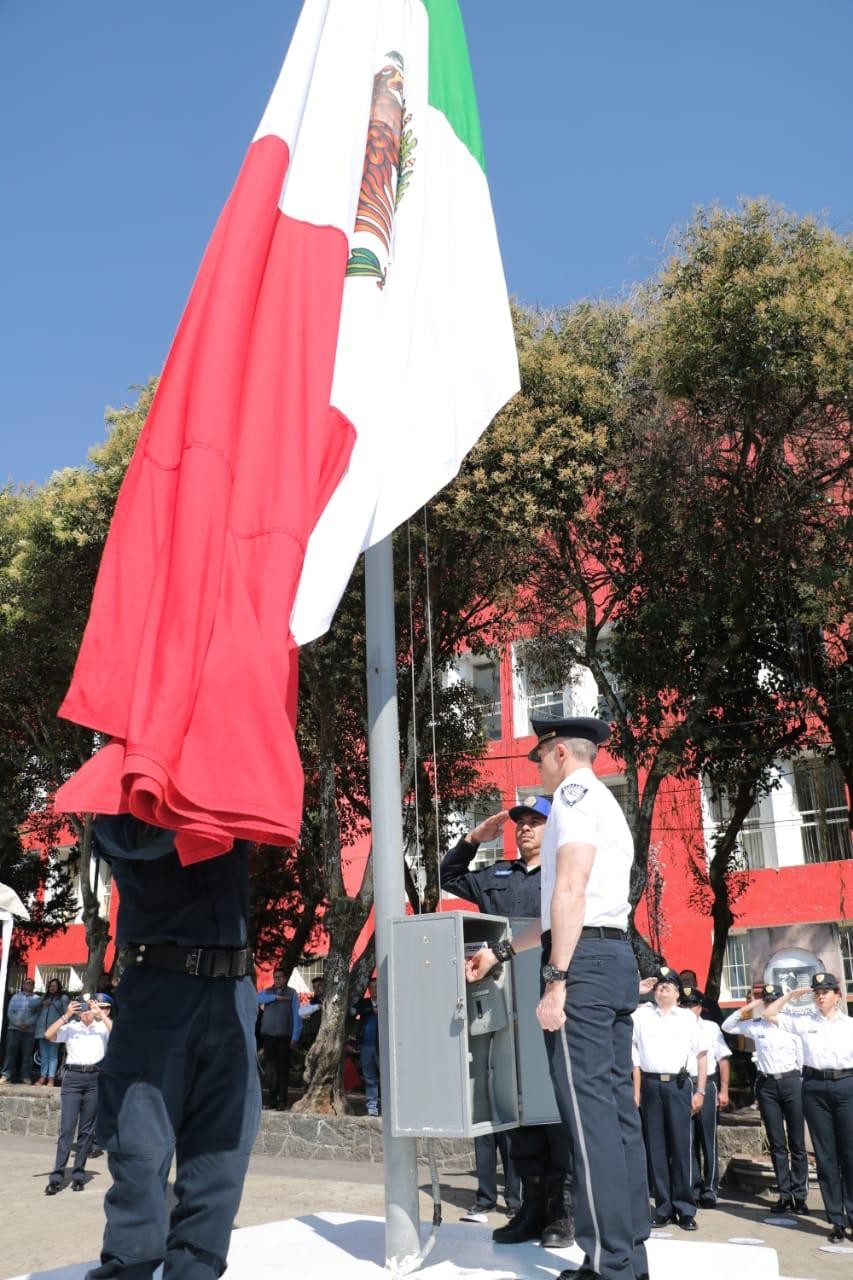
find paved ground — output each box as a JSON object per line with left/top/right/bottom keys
{"left": 1, "top": 1130, "right": 851, "bottom": 1279}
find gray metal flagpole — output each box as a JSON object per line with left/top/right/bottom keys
{"left": 364, "top": 534, "right": 422, "bottom": 1269}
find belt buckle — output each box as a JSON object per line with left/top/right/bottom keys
{"left": 185, "top": 948, "right": 203, "bottom": 976}
{"left": 660, "top": 1074, "right": 671, "bottom": 1082}
{"left": 210, "top": 950, "right": 233, "bottom": 979}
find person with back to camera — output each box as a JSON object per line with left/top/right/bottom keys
{"left": 763, "top": 972, "right": 853, "bottom": 1241}
{"left": 466, "top": 716, "right": 651, "bottom": 1280}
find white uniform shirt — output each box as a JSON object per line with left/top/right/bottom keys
{"left": 687, "top": 1017, "right": 731, "bottom": 1076}
{"left": 55, "top": 1019, "right": 109, "bottom": 1066}
{"left": 632, "top": 1004, "right": 703, "bottom": 1073}
{"left": 778, "top": 1008, "right": 853, "bottom": 1071}
{"left": 721, "top": 1011, "right": 801, "bottom": 1075}
{"left": 540, "top": 768, "right": 632, "bottom": 932}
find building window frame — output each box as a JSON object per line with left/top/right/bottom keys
{"left": 721, "top": 933, "right": 751, "bottom": 1001}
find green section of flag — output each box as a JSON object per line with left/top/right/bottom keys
{"left": 421, "top": 0, "right": 485, "bottom": 171}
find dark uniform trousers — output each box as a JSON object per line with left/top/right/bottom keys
{"left": 755, "top": 1071, "right": 808, "bottom": 1202}
{"left": 474, "top": 1132, "right": 520, "bottom": 1209}
{"left": 51, "top": 1069, "right": 99, "bottom": 1185}
{"left": 261, "top": 1035, "right": 292, "bottom": 1109}
{"left": 509, "top": 1120, "right": 572, "bottom": 1183}
{"left": 691, "top": 1072, "right": 719, "bottom": 1200}
{"left": 802, "top": 1073, "right": 853, "bottom": 1228}
{"left": 640, "top": 1076, "right": 695, "bottom": 1220}
{"left": 544, "top": 937, "right": 649, "bottom": 1280}
{"left": 86, "top": 971, "right": 261, "bottom": 1280}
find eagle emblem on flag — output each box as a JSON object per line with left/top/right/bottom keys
{"left": 346, "top": 51, "right": 417, "bottom": 288}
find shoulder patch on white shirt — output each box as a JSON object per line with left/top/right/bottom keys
{"left": 561, "top": 783, "right": 589, "bottom": 807}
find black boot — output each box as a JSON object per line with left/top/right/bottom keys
{"left": 541, "top": 1175, "right": 574, "bottom": 1248}
{"left": 492, "top": 1175, "right": 546, "bottom": 1244}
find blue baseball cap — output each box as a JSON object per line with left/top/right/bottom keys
{"left": 508, "top": 796, "right": 551, "bottom": 822}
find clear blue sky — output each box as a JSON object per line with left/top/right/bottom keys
{"left": 2, "top": 0, "right": 851, "bottom": 485}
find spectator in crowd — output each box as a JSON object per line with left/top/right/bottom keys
{"left": 298, "top": 976, "right": 326, "bottom": 1052}
{"left": 97, "top": 971, "right": 118, "bottom": 1020}
{"left": 354, "top": 990, "right": 381, "bottom": 1117}
{"left": 0, "top": 977, "right": 41, "bottom": 1084}
{"left": 257, "top": 967, "right": 302, "bottom": 1110}
{"left": 680, "top": 984, "right": 731, "bottom": 1207}
{"left": 34, "top": 979, "right": 70, "bottom": 1086}
{"left": 44, "top": 993, "right": 112, "bottom": 1193}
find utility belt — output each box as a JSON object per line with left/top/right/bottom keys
{"left": 541, "top": 926, "right": 628, "bottom": 947}
{"left": 65, "top": 1064, "right": 100, "bottom": 1074}
{"left": 124, "top": 942, "right": 253, "bottom": 979}
{"left": 643, "top": 1069, "right": 690, "bottom": 1086}
{"left": 757, "top": 1068, "right": 801, "bottom": 1081}
{"left": 803, "top": 1066, "right": 853, "bottom": 1082}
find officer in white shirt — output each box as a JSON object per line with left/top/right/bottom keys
{"left": 764, "top": 972, "right": 853, "bottom": 1241}
{"left": 721, "top": 983, "right": 808, "bottom": 1214}
{"left": 44, "top": 994, "right": 112, "bottom": 1194}
{"left": 466, "top": 716, "right": 650, "bottom": 1280}
{"left": 632, "top": 968, "right": 706, "bottom": 1229}
{"left": 681, "top": 986, "right": 730, "bottom": 1207}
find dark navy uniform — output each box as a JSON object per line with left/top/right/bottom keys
{"left": 86, "top": 815, "right": 261, "bottom": 1280}
{"left": 441, "top": 808, "right": 573, "bottom": 1243}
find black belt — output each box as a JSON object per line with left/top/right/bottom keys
{"left": 542, "top": 926, "right": 627, "bottom": 945}
{"left": 125, "top": 942, "right": 253, "bottom": 978}
{"left": 803, "top": 1066, "right": 853, "bottom": 1081}
{"left": 758, "top": 1069, "right": 801, "bottom": 1081}
{"left": 643, "top": 1072, "right": 687, "bottom": 1083}
{"left": 65, "top": 1064, "right": 99, "bottom": 1074}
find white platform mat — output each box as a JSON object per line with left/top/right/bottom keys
{"left": 7, "top": 1212, "right": 780, "bottom": 1280}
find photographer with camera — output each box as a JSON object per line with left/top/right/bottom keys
{"left": 44, "top": 993, "right": 113, "bottom": 1194}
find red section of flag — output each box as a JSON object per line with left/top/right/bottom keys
{"left": 55, "top": 135, "right": 355, "bottom": 863}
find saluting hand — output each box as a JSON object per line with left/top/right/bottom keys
{"left": 638, "top": 976, "right": 658, "bottom": 995}
{"left": 468, "top": 811, "right": 509, "bottom": 844}
{"left": 536, "top": 984, "right": 566, "bottom": 1032}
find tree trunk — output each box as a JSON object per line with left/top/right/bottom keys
{"left": 71, "top": 814, "right": 111, "bottom": 994}
{"left": 704, "top": 779, "right": 757, "bottom": 1004}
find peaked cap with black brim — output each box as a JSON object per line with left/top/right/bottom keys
{"left": 528, "top": 716, "right": 611, "bottom": 763}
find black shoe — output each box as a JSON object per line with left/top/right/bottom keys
{"left": 540, "top": 1174, "right": 574, "bottom": 1248}
{"left": 652, "top": 1213, "right": 673, "bottom": 1227}
{"left": 468, "top": 1201, "right": 496, "bottom": 1214}
{"left": 493, "top": 1176, "right": 545, "bottom": 1244}
{"left": 792, "top": 1198, "right": 809, "bottom": 1214}
{"left": 828, "top": 1224, "right": 845, "bottom": 1242}
{"left": 559, "top": 1268, "right": 599, "bottom": 1280}
{"left": 89, "top": 1145, "right": 104, "bottom": 1159}
{"left": 677, "top": 1215, "right": 698, "bottom": 1231}
{"left": 770, "top": 1196, "right": 793, "bottom": 1214}
{"left": 699, "top": 1194, "right": 717, "bottom": 1209}
{"left": 72, "top": 1179, "right": 85, "bottom": 1192}
{"left": 45, "top": 1182, "right": 61, "bottom": 1196}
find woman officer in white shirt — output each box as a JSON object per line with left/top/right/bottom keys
{"left": 764, "top": 972, "right": 853, "bottom": 1242}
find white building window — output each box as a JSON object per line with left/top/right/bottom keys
{"left": 840, "top": 925, "right": 853, "bottom": 987}
{"left": 466, "top": 800, "right": 505, "bottom": 869}
{"left": 721, "top": 934, "right": 751, "bottom": 1001}
{"left": 793, "top": 759, "right": 852, "bottom": 863}
{"left": 705, "top": 789, "right": 766, "bottom": 870}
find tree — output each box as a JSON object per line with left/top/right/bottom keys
{"left": 480, "top": 204, "right": 852, "bottom": 984}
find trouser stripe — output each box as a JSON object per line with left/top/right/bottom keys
{"left": 559, "top": 1023, "right": 602, "bottom": 1273}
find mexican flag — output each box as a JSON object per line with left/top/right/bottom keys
{"left": 55, "top": 0, "right": 518, "bottom": 862}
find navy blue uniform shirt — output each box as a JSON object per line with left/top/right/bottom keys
{"left": 93, "top": 814, "right": 250, "bottom": 949}
{"left": 439, "top": 837, "right": 541, "bottom": 918}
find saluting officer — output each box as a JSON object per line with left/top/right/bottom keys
{"left": 441, "top": 797, "right": 574, "bottom": 1248}
{"left": 681, "top": 986, "right": 731, "bottom": 1208}
{"left": 85, "top": 815, "right": 260, "bottom": 1280}
{"left": 632, "top": 967, "right": 707, "bottom": 1230}
{"left": 764, "top": 973, "right": 853, "bottom": 1242}
{"left": 467, "top": 716, "right": 651, "bottom": 1280}
{"left": 721, "top": 983, "right": 808, "bottom": 1214}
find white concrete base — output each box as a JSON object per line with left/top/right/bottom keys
{"left": 7, "top": 1212, "right": 780, "bottom": 1280}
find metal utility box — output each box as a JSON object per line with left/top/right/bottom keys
{"left": 509, "top": 918, "right": 560, "bottom": 1126}
{"left": 388, "top": 911, "right": 519, "bottom": 1138}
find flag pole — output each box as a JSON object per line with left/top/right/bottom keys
{"left": 365, "top": 534, "right": 422, "bottom": 1268}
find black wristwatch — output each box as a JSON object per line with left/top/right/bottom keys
{"left": 542, "top": 963, "right": 570, "bottom": 982}
{"left": 492, "top": 938, "right": 516, "bottom": 965}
